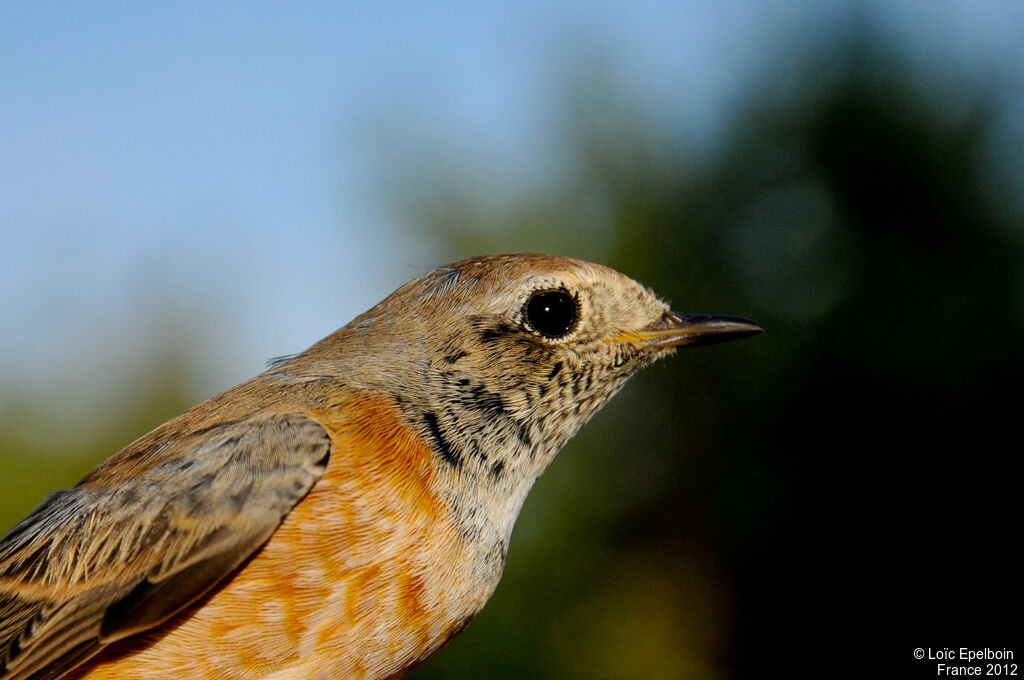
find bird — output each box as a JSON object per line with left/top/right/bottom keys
{"left": 0, "top": 253, "right": 762, "bottom": 680}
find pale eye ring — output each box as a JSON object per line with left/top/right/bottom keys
{"left": 524, "top": 289, "right": 579, "bottom": 338}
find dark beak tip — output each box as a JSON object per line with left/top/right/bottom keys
{"left": 738, "top": 319, "right": 766, "bottom": 335}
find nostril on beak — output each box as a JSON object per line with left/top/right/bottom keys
{"left": 662, "top": 311, "right": 684, "bottom": 326}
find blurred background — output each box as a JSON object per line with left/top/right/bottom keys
{"left": 2, "top": 1, "right": 1021, "bottom": 677}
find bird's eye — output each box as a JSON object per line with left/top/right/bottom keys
{"left": 525, "top": 289, "right": 579, "bottom": 338}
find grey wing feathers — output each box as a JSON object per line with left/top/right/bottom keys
{"left": 0, "top": 413, "right": 331, "bottom": 680}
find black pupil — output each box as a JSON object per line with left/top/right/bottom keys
{"left": 526, "top": 290, "right": 577, "bottom": 338}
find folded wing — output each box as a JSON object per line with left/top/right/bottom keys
{"left": 0, "top": 413, "right": 331, "bottom": 680}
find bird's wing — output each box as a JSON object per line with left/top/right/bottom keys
{"left": 0, "top": 413, "right": 331, "bottom": 680}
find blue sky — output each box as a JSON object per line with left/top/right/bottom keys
{"left": 2, "top": 1, "right": 1022, "bottom": 410}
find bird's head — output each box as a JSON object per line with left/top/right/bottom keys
{"left": 328, "top": 254, "right": 761, "bottom": 476}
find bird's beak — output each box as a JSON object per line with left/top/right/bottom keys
{"left": 626, "top": 312, "right": 764, "bottom": 350}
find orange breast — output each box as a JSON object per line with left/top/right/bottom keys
{"left": 70, "top": 394, "right": 489, "bottom": 680}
